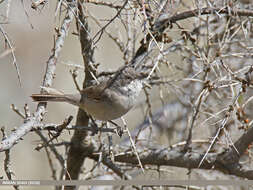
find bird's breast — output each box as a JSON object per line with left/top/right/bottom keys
{"left": 82, "top": 80, "right": 142, "bottom": 121}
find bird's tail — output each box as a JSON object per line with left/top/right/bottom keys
{"left": 31, "top": 94, "right": 68, "bottom": 102}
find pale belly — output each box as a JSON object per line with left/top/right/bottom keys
{"left": 81, "top": 80, "right": 142, "bottom": 121}
{"left": 81, "top": 98, "right": 132, "bottom": 121}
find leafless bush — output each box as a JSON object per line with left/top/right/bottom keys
{"left": 1, "top": 0, "right": 253, "bottom": 190}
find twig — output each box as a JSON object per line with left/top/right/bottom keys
{"left": 31, "top": 0, "right": 47, "bottom": 10}
{"left": 54, "top": 0, "right": 63, "bottom": 17}
{"left": 11, "top": 104, "right": 25, "bottom": 119}
{"left": 34, "top": 123, "right": 117, "bottom": 134}
{"left": 21, "top": 0, "right": 34, "bottom": 29}
{"left": 93, "top": 0, "right": 128, "bottom": 44}
{"left": 60, "top": 145, "right": 70, "bottom": 185}
{"left": 86, "top": 0, "right": 122, "bottom": 9}
{"left": 24, "top": 103, "right": 31, "bottom": 118}
{"left": 44, "top": 146, "right": 57, "bottom": 180}
{"left": 70, "top": 68, "right": 81, "bottom": 92}
{"left": 35, "top": 130, "right": 65, "bottom": 166}
{"left": 35, "top": 116, "right": 73, "bottom": 151}
{"left": 184, "top": 88, "right": 209, "bottom": 152}
{"left": 89, "top": 150, "right": 132, "bottom": 179}
{"left": 88, "top": 11, "right": 125, "bottom": 53}
{"left": 198, "top": 87, "right": 243, "bottom": 168}
{"left": 0, "top": 24, "right": 21, "bottom": 86}
{"left": 121, "top": 117, "right": 145, "bottom": 174}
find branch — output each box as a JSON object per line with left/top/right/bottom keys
{"left": 86, "top": 0, "right": 122, "bottom": 10}
{"left": 34, "top": 123, "right": 117, "bottom": 134}
{"left": 153, "top": 7, "right": 253, "bottom": 32}
{"left": 111, "top": 146, "right": 253, "bottom": 179}
{"left": 132, "top": 6, "right": 253, "bottom": 69}
{"left": 215, "top": 126, "right": 253, "bottom": 177}
{"left": 65, "top": 1, "right": 94, "bottom": 187}
{"left": 1, "top": 127, "right": 19, "bottom": 190}
{"left": 84, "top": 114, "right": 253, "bottom": 180}
{"left": 0, "top": 1, "right": 76, "bottom": 152}
{"left": 119, "top": 126, "right": 253, "bottom": 179}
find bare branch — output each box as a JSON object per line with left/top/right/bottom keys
{"left": 1, "top": 127, "right": 19, "bottom": 190}
{"left": 153, "top": 6, "right": 253, "bottom": 32}
{"left": 0, "top": 1, "right": 76, "bottom": 152}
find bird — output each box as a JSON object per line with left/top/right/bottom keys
{"left": 31, "top": 66, "right": 143, "bottom": 121}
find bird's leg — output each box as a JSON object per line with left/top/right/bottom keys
{"left": 108, "top": 120, "right": 123, "bottom": 137}
{"left": 89, "top": 116, "right": 99, "bottom": 135}
{"left": 106, "top": 122, "right": 115, "bottom": 162}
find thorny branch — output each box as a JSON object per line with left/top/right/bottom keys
{"left": 153, "top": 6, "right": 253, "bottom": 32}
{"left": 85, "top": 120, "right": 253, "bottom": 180}
{"left": 2, "top": 0, "right": 253, "bottom": 185}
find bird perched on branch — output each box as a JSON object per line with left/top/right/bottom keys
{"left": 31, "top": 66, "right": 143, "bottom": 121}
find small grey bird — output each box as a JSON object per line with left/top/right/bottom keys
{"left": 31, "top": 66, "right": 143, "bottom": 121}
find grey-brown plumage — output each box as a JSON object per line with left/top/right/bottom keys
{"left": 31, "top": 66, "right": 143, "bottom": 121}
{"left": 31, "top": 94, "right": 81, "bottom": 106}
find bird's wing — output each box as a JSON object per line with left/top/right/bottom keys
{"left": 81, "top": 81, "right": 110, "bottom": 102}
